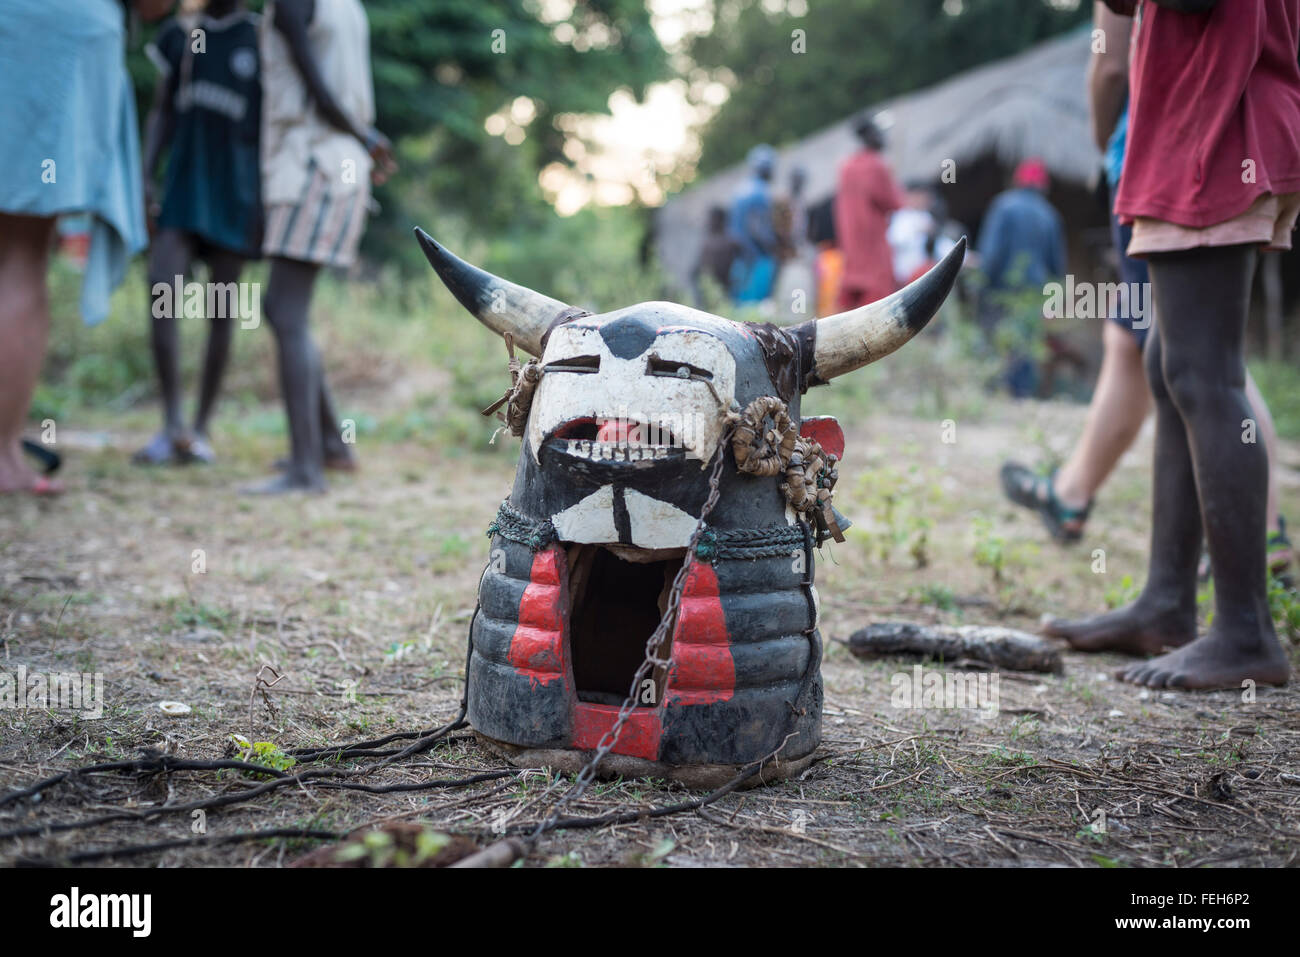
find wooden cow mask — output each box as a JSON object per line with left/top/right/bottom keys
{"left": 416, "top": 227, "right": 964, "bottom": 784}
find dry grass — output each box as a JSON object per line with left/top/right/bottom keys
{"left": 3, "top": 338, "right": 1300, "bottom": 868}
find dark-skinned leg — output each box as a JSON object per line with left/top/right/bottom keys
{"left": 243, "top": 256, "right": 327, "bottom": 493}
{"left": 317, "top": 374, "right": 356, "bottom": 466}
{"left": 189, "top": 248, "right": 244, "bottom": 455}
{"left": 1119, "top": 244, "right": 1287, "bottom": 688}
{"left": 273, "top": 379, "right": 355, "bottom": 471}
{"left": 135, "top": 228, "right": 195, "bottom": 465}
{"left": 1043, "top": 322, "right": 1200, "bottom": 653}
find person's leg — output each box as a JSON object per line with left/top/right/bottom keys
{"left": 1053, "top": 321, "right": 1151, "bottom": 508}
{"left": 244, "top": 256, "right": 327, "bottom": 493}
{"left": 1117, "top": 244, "right": 1287, "bottom": 688}
{"left": 316, "top": 373, "right": 356, "bottom": 466}
{"left": 135, "top": 228, "right": 195, "bottom": 464}
{"left": 271, "top": 370, "right": 356, "bottom": 472}
{"left": 0, "top": 214, "right": 59, "bottom": 493}
{"left": 1043, "top": 322, "right": 1201, "bottom": 653}
{"left": 1243, "top": 372, "right": 1280, "bottom": 536}
{"left": 190, "top": 249, "right": 243, "bottom": 445}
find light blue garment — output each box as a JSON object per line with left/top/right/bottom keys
{"left": 0, "top": 0, "right": 148, "bottom": 325}
{"left": 1104, "top": 103, "right": 1129, "bottom": 191}
{"left": 730, "top": 254, "right": 776, "bottom": 304}
{"left": 728, "top": 175, "right": 777, "bottom": 263}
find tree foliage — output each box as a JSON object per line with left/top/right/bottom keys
{"left": 687, "top": 0, "right": 1090, "bottom": 176}
{"left": 128, "top": 0, "right": 668, "bottom": 266}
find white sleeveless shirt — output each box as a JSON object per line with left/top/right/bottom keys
{"left": 260, "top": 0, "right": 374, "bottom": 204}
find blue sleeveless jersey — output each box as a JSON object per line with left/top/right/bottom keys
{"left": 148, "top": 11, "right": 262, "bottom": 257}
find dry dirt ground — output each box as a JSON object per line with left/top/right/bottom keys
{"left": 3, "top": 387, "right": 1299, "bottom": 868}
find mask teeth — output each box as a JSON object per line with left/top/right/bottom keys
{"left": 563, "top": 439, "right": 671, "bottom": 462}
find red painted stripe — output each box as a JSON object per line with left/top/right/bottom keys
{"left": 508, "top": 548, "right": 567, "bottom": 687}
{"left": 509, "top": 625, "right": 564, "bottom": 676}
{"left": 666, "top": 561, "right": 734, "bottom": 706}
{"left": 668, "top": 645, "right": 734, "bottom": 692}
{"left": 572, "top": 703, "right": 662, "bottom": 760}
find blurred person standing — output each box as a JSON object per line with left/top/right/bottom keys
{"left": 0, "top": 0, "right": 173, "bottom": 496}
{"left": 889, "top": 182, "right": 957, "bottom": 286}
{"left": 1001, "top": 0, "right": 1289, "bottom": 577}
{"left": 772, "top": 165, "right": 816, "bottom": 323}
{"left": 834, "top": 114, "right": 903, "bottom": 310}
{"left": 136, "top": 0, "right": 263, "bottom": 466}
{"left": 806, "top": 199, "right": 843, "bottom": 318}
{"left": 1044, "top": 0, "right": 1300, "bottom": 690}
{"left": 244, "top": 0, "right": 396, "bottom": 494}
{"left": 691, "top": 206, "right": 739, "bottom": 306}
{"left": 727, "top": 145, "right": 779, "bottom": 304}
{"left": 977, "top": 158, "right": 1067, "bottom": 397}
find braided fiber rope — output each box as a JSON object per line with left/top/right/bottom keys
{"left": 486, "top": 500, "right": 558, "bottom": 552}
{"left": 487, "top": 501, "right": 803, "bottom": 565}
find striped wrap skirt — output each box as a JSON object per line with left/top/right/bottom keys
{"left": 262, "top": 158, "right": 369, "bottom": 267}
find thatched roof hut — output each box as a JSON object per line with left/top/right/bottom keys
{"left": 655, "top": 26, "right": 1105, "bottom": 291}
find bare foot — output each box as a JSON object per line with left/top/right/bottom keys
{"left": 1116, "top": 628, "right": 1290, "bottom": 690}
{"left": 0, "top": 472, "right": 64, "bottom": 495}
{"left": 1042, "top": 599, "right": 1195, "bottom": 655}
{"left": 239, "top": 473, "right": 327, "bottom": 495}
{"left": 0, "top": 444, "right": 56, "bottom": 494}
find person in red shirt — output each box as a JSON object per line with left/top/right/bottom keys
{"left": 1046, "top": 0, "right": 1299, "bottom": 689}
{"left": 834, "top": 114, "right": 904, "bottom": 310}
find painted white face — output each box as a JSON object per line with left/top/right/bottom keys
{"left": 527, "top": 322, "right": 738, "bottom": 468}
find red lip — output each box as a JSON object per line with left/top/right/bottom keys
{"left": 549, "top": 417, "right": 684, "bottom": 449}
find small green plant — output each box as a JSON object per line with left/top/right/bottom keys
{"left": 1197, "top": 580, "right": 1215, "bottom": 628}
{"left": 1268, "top": 576, "right": 1300, "bottom": 642}
{"left": 545, "top": 851, "right": 584, "bottom": 868}
{"left": 1104, "top": 574, "right": 1141, "bottom": 610}
{"left": 854, "top": 465, "right": 936, "bottom": 568}
{"left": 228, "top": 734, "right": 297, "bottom": 776}
{"left": 334, "top": 828, "right": 452, "bottom": 868}
{"left": 629, "top": 838, "right": 676, "bottom": 868}
{"left": 972, "top": 514, "right": 1006, "bottom": 584}
{"left": 915, "top": 584, "right": 958, "bottom": 612}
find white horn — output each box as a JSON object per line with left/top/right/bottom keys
{"left": 796, "top": 236, "right": 966, "bottom": 382}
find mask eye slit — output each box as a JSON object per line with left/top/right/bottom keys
{"left": 647, "top": 355, "right": 713, "bottom": 382}
{"left": 544, "top": 355, "right": 601, "bottom": 374}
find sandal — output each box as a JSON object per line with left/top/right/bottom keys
{"left": 999, "top": 461, "right": 1091, "bottom": 543}
{"left": 132, "top": 432, "right": 180, "bottom": 466}
{"left": 21, "top": 439, "right": 61, "bottom": 475}
{"left": 177, "top": 434, "right": 216, "bottom": 465}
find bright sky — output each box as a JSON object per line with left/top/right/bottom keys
{"left": 486, "top": 0, "right": 738, "bottom": 215}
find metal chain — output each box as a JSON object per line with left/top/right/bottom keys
{"left": 526, "top": 425, "right": 736, "bottom": 844}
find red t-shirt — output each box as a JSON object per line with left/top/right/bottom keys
{"left": 1113, "top": 0, "right": 1300, "bottom": 228}
{"left": 835, "top": 149, "right": 903, "bottom": 297}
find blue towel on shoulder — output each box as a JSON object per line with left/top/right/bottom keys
{"left": 0, "top": 0, "right": 147, "bottom": 325}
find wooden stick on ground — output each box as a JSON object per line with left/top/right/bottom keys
{"left": 846, "top": 622, "right": 1063, "bottom": 674}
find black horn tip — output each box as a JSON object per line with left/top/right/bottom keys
{"left": 412, "top": 226, "right": 491, "bottom": 317}
{"left": 899, "top": 234, "right": 966, "bottom": 333}
{"left": 413, "top": 226, "right": 443, "bottom": 263}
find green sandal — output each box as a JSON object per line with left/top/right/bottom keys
{"left": 999, "top": 462, "right": 1091, "bottom": 544}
